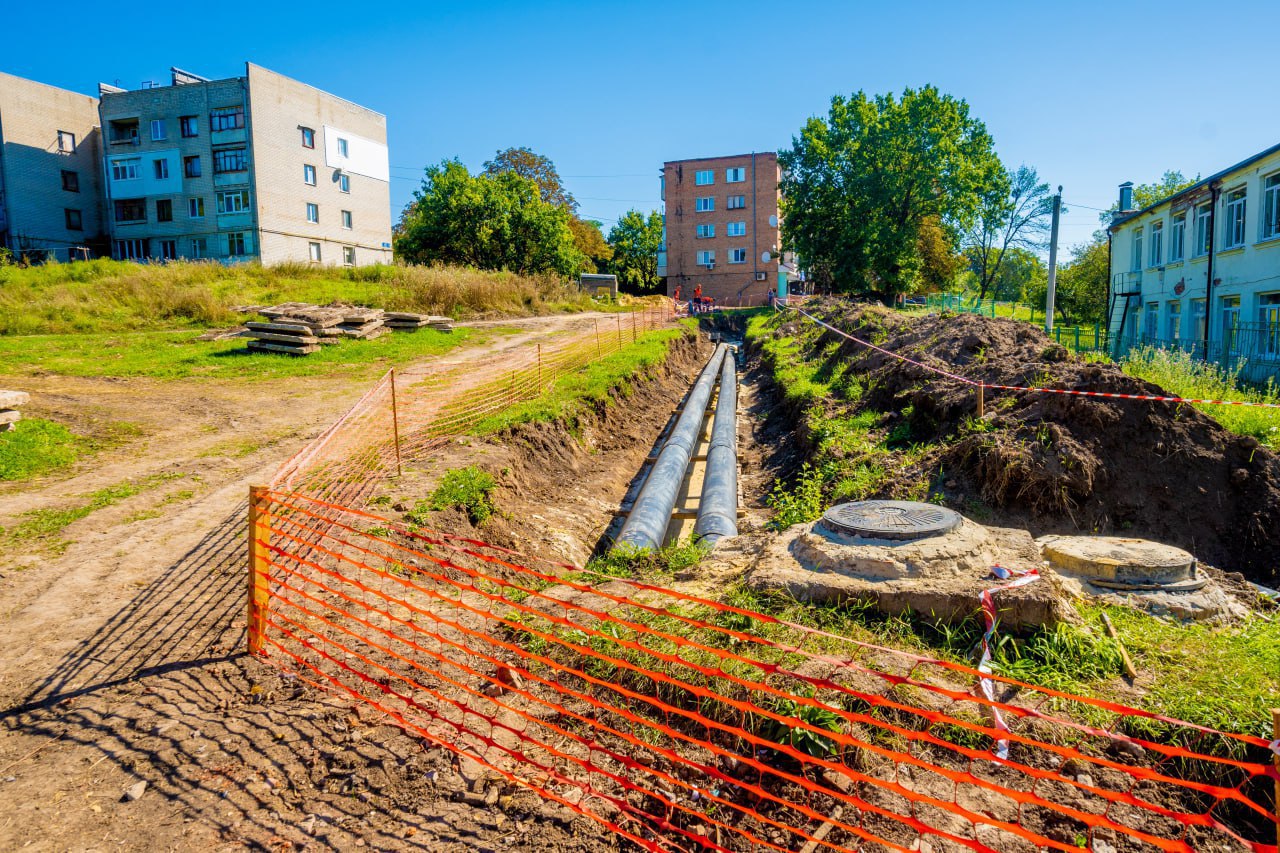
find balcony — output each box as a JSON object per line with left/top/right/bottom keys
{"left": 108, "top": 119, "right": 140, "bottom": 146}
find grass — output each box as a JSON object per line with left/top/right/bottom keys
{"left": 418, "top": 466, "right": 498, "bottom": 525}
{"left": 585, "top": 538, "right": 710, "bottom": 578}
{"left": 1, "top": 473, "right": 183, "bottom": 553}
{"left": 0, "top": 419, "right": 87, "bottom": 480}
{"left": 1122, "top": 345, "right": 1280, "bottom": 449}
{"left": 0, "top": 258, "right": 625, "bottom": 336}
{"left": 0, "top": 326, "right": 476, "bottom": 381}
{"left": 472, "top": 325, "right": 692, "bottom": 434}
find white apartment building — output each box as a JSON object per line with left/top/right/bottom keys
{"left": 1107, "top": 143, "right": 1280, "bottom": 378}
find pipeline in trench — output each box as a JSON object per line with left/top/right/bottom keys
{"left": 613, "top": 342, "right": 740, "bottom": 552}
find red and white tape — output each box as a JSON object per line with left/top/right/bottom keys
{"left": 784, "top": 304, "right": 1280, "bottom": 410}
{"left": 977, "top": 565, "right": 1041, "bottom": 760}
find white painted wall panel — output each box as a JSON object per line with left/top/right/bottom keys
{"left": 323, "top": 125, "right": 388, "bottom": 183}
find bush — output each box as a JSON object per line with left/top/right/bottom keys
{"left": 425, "top": 466, "right": 498, "bottom": 524}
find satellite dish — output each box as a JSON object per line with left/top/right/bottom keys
{"left": 761, "top": 252, "right": 771, "bottom": 263}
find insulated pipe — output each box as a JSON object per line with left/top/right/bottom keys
{"left": 615, "top": 344, "right": 728, "bottom": 552}
{"left": 694, "top": 351, "right": 738, "bottom": 544}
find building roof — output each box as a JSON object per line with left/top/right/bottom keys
{"left": 1110, "top": 140, "right": 1280, "bottom": 230}
{"left": 662, "top": 152, "right": 778, "bottom": 167}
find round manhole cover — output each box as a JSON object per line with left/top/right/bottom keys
{"left": 818, "top": 500, "right": 962, "bottom": 541}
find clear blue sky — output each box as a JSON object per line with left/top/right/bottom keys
{"left": 5, "top": 0, "right": 1275, "bottom": 254}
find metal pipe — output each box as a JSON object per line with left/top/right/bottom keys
{"left": 615, "top": 344, "right": 728, "bottom": 552}
{"left": 694, "top": 351, "right": 738, "bottom": 544}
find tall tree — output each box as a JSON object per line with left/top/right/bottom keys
{"left": 569, "top": 217, "right": 613, "bottom": 273}
{"left": 607, "top": 210, "right": 664, "bottom": 294}
{"left": 964, "top": 165, "right": 1055, "bottom": 299}
{"left": 395, "top": 159, "right": 586, "bottom": 277}
{"left": 1023, "top": 238, "right": 1109, "bottom": 324}
{"left": 780, "top": 85, "right": 1003, "bottom": 301}
{"left": 1102, "top": 170, "right": 1201, "bottom": 222}
{"left": 482, "top": 146, "right": 577, "bottom": 211}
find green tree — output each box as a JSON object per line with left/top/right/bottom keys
{"left": 482, "top": 146, "right": 577, "bottom": 210}
{"left": 780, "top": 85, "right": 1004, "bottom": 301}
{"left": 607, "top": 209, "right": 664, "bottom": 293}
{"left": 1104, "top": 170, "right": 1201, "bottom": 222}
{"left": 569, "top": 217, "right": 613, "bottom": 273}
{"left": 967, "top": 246, "right": 1046, "bottom": 303}
{"left": 1023, "top": 238, "right": 1109, "bottom": 324}
{"left": 964, "top": 165, "right": 1055, "bottom": 299}
{"left": 395, "top": 159, "right": 586, "bottom": 276}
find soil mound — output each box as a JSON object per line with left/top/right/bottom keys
{"left": 793, "top": 300, "right": 1280, "bottom": 584}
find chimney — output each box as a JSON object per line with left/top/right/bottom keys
{"left": 1119, "top": 182, "right": 1134, "bottom": 212}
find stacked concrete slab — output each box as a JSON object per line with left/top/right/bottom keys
{"left": 0, "top": 390, "right": 30, "bottom": 432}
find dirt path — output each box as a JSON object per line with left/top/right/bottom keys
{"left": 0, "top": 311, "right": 633, "bottom": 852}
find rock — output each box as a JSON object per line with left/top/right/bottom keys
{"left": 299, "top": 814, "right": 317, "bottom": 835}
{"left": 1107, "top": 738, "right": 1146, "bottom": 762}
{"left": 1075, "top": 774, "right": 1095, "bottom": 788}
{"left": 1092, "top": 840, "right": 1117, "bottom": 853}
{"left": 1058, "top": 758, "right": 1088, "bottom": 779}
{"left": 1231, "top": 468, "right": 1249, "bottom": 484}
{"left": 123, "top": 780, "right": 148, "bottom": 802}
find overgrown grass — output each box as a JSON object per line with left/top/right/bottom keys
{"left": 472, "top": 325, "right": 691, "bottom": 434}
{"left": 585, "top": 538, "right": 711, "bottom": 579}
{"left": 0, "top": 258, "right": 622, "bottom": 336}
{"left": 417, "top": 466, "right": 498, "bottom": 525}
{"left": 1123, "top": 345, "right": 1280, "bottom": 448}
{"left": 0, "top": 419, "right": 87, "bottom": 480}
{"left": 0, "top": 326, "right": 475, "bottom": 381}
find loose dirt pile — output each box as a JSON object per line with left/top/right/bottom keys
{"left": 782, "top": 300, "right": 1280, "bottom": 584}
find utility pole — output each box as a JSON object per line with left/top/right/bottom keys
{"left": 1044, "top": 186, "right": 1062, "bottom": 334}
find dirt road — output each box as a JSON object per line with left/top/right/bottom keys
{"left": 0, "top": 311, "right": 628, "bottom": 852}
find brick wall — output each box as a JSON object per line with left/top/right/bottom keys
{"left": 247, "top": 64, "right": 392, "bottom": 267}
{"left": 0, "top": 72, "right": 105, "bottom": 256}
{"left": 662, "top": 152, "right": 780, "bottom": 306}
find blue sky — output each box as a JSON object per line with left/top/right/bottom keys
{"left": 5, "top": 0, "right": 1276, "bottom": 254}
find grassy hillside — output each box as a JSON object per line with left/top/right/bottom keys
{"left": 0, "top": 259, "right": 610, "bottom": 335}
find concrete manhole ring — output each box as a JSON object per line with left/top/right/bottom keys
{"left": 818, "top": 500, "right": 963, "bottom": 541}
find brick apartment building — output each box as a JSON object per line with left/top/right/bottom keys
{"left": 0, "top": 72, "right": 106, "bottom": 260}
{"left": 659, "top": 152, "right": 783, "bottom": 306}
{"left": 0, "top": 64, "right": 392, "bottom": 266}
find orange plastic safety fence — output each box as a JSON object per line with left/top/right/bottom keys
{"left": 250, "top": 490, "right": 1280, "bottom": 853}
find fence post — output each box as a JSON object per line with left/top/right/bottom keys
{"left": 1272, "top": 708, "right": 1279, "bottom": 848}
{"left": 389, "top": 368, "right": 402, "bottom": 478}
{"left": 246, "top": 485, "right": 269, "bottom": 656}
{"left": 616, "top": 314, "right": 622, "bottom": 349}
{"left": 632, "top": 312, "right": 637, "bottom": 343}
{"left": 1074, "top": 328, "right": 1080, "bottom": 351}
{"left": 594, "top": 318, "right": 602, "bottom": 359}
{"left": 537, "top": 343, "right": 543, "bottom": 387}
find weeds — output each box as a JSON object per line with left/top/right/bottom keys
{"left": 422, "top": 466, "right": 498, "bottom": 524}
{"left": 585, "top": 538, "right": 710, "bottom": 579}
{"left": 0, "top": 419, "right": 86, "bottom": 481}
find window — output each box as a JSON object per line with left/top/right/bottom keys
{"left": 158, "top": 239, "right": 177, "bottom": 260}
{"left": 189, "top": 197, "right": 205, "bottom": 218}
{"left": 113, "top": 239, "right": 146, "bottom": 260}
{"left": 696, "top": 223, "right": 715, "bottom": 238}
{"left": 1223, "top": 187, "right": 1246, "bottom": 248}
{"left": 153, "top": 158, "right": 169, "bottom": 180}
{"left": 1143, "top": 303, "right": 1159, "bottom": 340}
{"left": 1194, "top": 202, "right": 1212, "bottom": 256}
{"left": 1190, "top": 298, "right": 1207, "bottom": 342}
{"left": 726, "top": 221, "right": 746, "bottom": 237}
{"left": 726, "top": 167, "right": 745, "bottom": 183}
{"left": 216, "top": 190, "right": 250, "bottom": 214}
{"left": 695, "top": 170, "right": 714, "bottom": 185}
{"left": 726, "top": 195, "right": 746, "bottom": 210}
{"left": 113, "top": 198, "right": 146, "bottom": 222}
{"left": 1263, "top": 173, "right": 1280, "bottom": 241}
{"left": 729, "top": 248, "right": 747, "bottom": 264}
{"left": 309, "top": 242, "right": 322, "bottom": 262}
{"left": 60, "top": 170, "right": 79, "bottom": 192}
{"left": 696, "top": 250, "right": 715, "bottom": 266}
{"left": 343, "top": 246, "right": 356, "bottom": 266}
{"left": 64, "top": 208, "right": 82, "bottom": 231}
{"left": 150, "top": 119, "right": 166, "bottom": 141}
{"left": 108, "top": 119, "right": 139, "bottom": 145}
{"left": 183, "top": 155, "right": 201, "bottom": 178}
{"left": 212, "top": 147, "right": 247, "bottom": 173}
{"left": 306, "top": 202, "right": 319, "bottom": 223}
{"left": 156, "top": 199, "right": 173, "bottom": 222}
{"left": 1167, "top": 300, "right": 1181, "bottom": 341}
{"left": 180, "top": 115, "right": 198, "bottom": 137}
{"left": 341, "top": 210, "right": 352, "bottom": 229}
{"left": 695, "top": 196, "right": 715, "bottom": 212}
{"left": 1221, "top": 295, "right": 1241, "bottom": 354}
{"left": 1169, "top": 211, "right": 1186, "bottom": 261}
{"left": 338, "top": 173, "right": 350, "bottom": 193}
{"left": 300, "top": 126, "right": 315, "bottom": 148}
{"left": 210, "top": 106, "right": 245, "bottom": 131}
{"left": 337, "top": 138, "right": 349, "bottom": 158}
{"left": 303, "top": 164, "right": 317, "bottom": 186}
{"left": 1260, "top": 294, "right": 1280, "bottom": 357}
{"left": 191, "top": 237, "right": 208, "bottom": 259}
{"left": 1131, "top": 227, "right": 1143, "bottom": 271}
{"left": 228, "top": 232, "right": 248, "bottom": 257}
{"left": 57, "top": 130, "right": 76, "bottom": 152}
{"left": 1149, "top": 220, "right": 1163, "bottom": 267}
{"left": 111, "top": 158, "right": 140, "bottom": 181}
